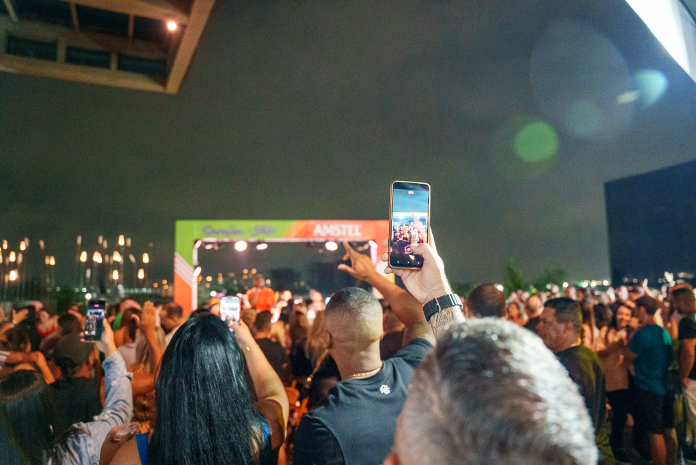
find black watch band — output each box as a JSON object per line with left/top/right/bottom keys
{"left": 423, "top": 293, "right": 462, "bottom": 322}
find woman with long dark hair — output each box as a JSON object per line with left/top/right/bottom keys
{"left": 0, "top": 320, "right": 132, "bottom": 464}
{"left": 111, "top": 314, "right": 288, "bottom": 465}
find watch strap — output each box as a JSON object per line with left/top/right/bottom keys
{"left": 423, "top": 293, "right": 462, "bottom": 322}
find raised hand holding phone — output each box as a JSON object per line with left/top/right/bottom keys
{"left": 382, "top": 226, "right": 451, "bottom": 305}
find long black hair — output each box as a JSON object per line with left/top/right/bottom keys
{"left": 148, "top": 314, "right": 266, "bottom": 465}
{"left": 0, "top": 370, "right": 80, "bottom": 465}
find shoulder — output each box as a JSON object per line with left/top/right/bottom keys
{"left": 294, "top": 414, "right": 343, "bottom": 465}
{"left": 391, "top": 337, "right": 433, "bottom": 365}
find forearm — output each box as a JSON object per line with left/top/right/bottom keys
{"left": 245, "top": 343, "right": 289, "bottom": 419}
{"left": 36, "top": 359, "right": 55, "bottom": 384}
{"left": 97, "top": 351, "right": 133, "bottom": 424}
{"left": 144, "top": 330, "right": 163, "bottom": 376}
{"left": 428, "top": 305, "right": 465, "bottom": 339}
{"left": 5, "top": 352, "right": 32, "bottom": 364}
{"left": 0, "top": 322, "right": 13, "bottom": 337}
{"left": 364, "top": 270, "right": 424, "bottom": 327}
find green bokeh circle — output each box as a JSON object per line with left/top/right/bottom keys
{"left": 512, "top": 121, "right": 559, "bottom": 163}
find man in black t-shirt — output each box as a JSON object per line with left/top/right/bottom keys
{"left": 537, "top": 297, "right": 615, "bottom": 465}
{"left": 253, "top": 311, "right": 287, "bottom": 376}
{"left": 294, "top": 287, "right": 434, "bottom": 465}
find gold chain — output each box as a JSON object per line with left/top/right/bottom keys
{"left": 346, "top": 362, "right": 383, "bottom": 380}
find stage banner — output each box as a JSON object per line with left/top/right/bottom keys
{"left": 174, "top": 220, "right": 389, "bottom": 315}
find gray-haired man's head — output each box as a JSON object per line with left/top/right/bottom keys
{"left": 385, "top": 318, "right": 597, "bottom": 465}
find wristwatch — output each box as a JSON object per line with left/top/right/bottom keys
{"left": 423, "top": 293, "right": 462, "bottom": 322}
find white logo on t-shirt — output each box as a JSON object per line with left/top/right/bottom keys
{"left": 380, "top": 385, "right": 391, "bottom": 394}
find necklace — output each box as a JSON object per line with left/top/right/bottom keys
{"left": 346, "top": 362, "right": 383, "bottom": 380}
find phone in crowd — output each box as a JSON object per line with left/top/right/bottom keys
{"left": 389, "top": 181, "right": 431, "bottom": 269}
{"left": 84, "top": 299, "right": 107, "bottom": 341}
{"left": 220, "top": 296, "right": 241, "bottom": 326}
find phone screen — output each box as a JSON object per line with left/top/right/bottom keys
{"left": 220, "top": 296, "right": 241, "bottom": 326}
{"left": 84, "top": 299, "right": 107, "bottom": 341}
{"left": 389, "top": 181, "right": 430, "bottom": 269}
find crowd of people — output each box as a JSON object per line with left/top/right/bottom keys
{"left": 1, "top": 229, "right": 695, "bottom": 465}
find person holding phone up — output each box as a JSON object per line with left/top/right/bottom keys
{"left": 0, "top": 320, "right": 133, "bottom": 465}
{"left": 293, "top": 227, "right": 464, "bottom": 465}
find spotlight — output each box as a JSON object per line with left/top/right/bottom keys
{"left": 204, "top": 243, "right": 214, "bottom": 250}
{"left": 167, "top": 21, "right": 177, "bottom": 31}
{"left": 325, "top": 241, "right": 338, "bottom": 251}
{"left": 256, "top": 242, "right": 268, "bottom": 250}
{"left": 235, "top": 241, "right": 247, "bottom": 251}
{"left": 193, "top": 266, "right": 202, "bottom": 278}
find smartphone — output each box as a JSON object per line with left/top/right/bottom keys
{"left": 389, "top": 181, "right": 431, "bottom": 269}
{"left": 84, "top": 299, "right": 107, "bottom": 341}
{"left": 220, "top": 296, "right": 241, "bottom": 325}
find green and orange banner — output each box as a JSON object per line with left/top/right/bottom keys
{"left": 174, "top": 220, "right": 389, "bottom": 314}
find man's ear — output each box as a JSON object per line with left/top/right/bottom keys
{"left": 323, "top": 330, "right": 332, "bottom": 350}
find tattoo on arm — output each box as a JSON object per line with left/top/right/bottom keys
{"left": 428, "top": 306, "right": 465, "bottom": 339}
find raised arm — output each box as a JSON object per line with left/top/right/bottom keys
{"left": 380, "top": 227, "right": 464, "bottom": 339}
{"left": 76, "top": 320, "right": 133, "bottom": 464}
{"left": 141, "top": 301, "right": 163, "bottom": 375}
{"left": 0, "top": 309, "right": 29, "bottom": 337}
{"left": 231, "top": 320, "right": 289, "bottom": 449}
{"left": 339, "top": 241, "right": 434, "bottom": 345}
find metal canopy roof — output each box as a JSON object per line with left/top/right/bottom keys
{"left": 0, "top": 0, "right": 215, "bottom": 92}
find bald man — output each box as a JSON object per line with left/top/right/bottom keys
{"left": 524, "top": 294, "right": 543, "bottom": 333}
{"left": 293, "top": 287, "right": 435, "bottom": 465}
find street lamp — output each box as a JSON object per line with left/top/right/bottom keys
{"left": 138, "top": 269, "right": 145, "bottom": 280}
{"left": 9, "top": 252, "right": 16, "bottom": 262}
{"left": 142, "top": 253, "right": 149, "bottom": 264}
{"left": 113, "top": 270, "right": 119, "bottom": 280}
{"left": 9, "top": 270, "right": 17, "bottom": 281}
{"left": 80, "top": 251, "right": 87, "bottom": 262}
{"left": 118, "top": 235, "right": 125, "bottom": 246}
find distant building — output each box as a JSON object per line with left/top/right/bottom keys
{"left": 605, "top": 160, "right": 696, "bottom": 286}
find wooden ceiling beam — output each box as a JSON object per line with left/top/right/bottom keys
{"left": 164, "top": 0, "right": 213, "bottom": 93}
{"left": 55, "top": 0, "right": 189, "bottom": 25}
{"left": 0, "top": 17, "right": 167, "bottom": 60}
{"left": 0, "top": 53, "right": 166, "bottom": 92}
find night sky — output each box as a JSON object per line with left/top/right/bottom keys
{"left": 1, "top": 0, "right": 695, "bottom": 287}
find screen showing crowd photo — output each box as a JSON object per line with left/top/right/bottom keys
{"left": 390, "top": 184, "right": 429, "bottom": 268}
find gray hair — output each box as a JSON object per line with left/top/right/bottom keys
{"left": 397, "top": 318, "right": 597, "bottom": 465}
